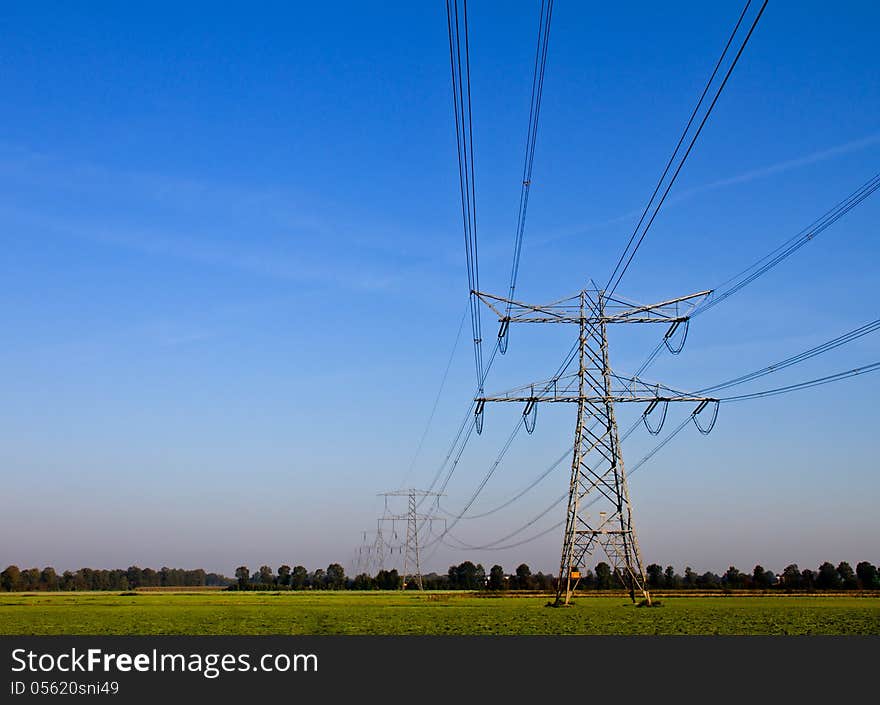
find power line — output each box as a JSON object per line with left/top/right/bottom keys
{"left": 423, "top": 403, "right": 477, "bottom": 497}
{"left": 606, "top": 0, "right": 769, "bottom": 297}
{"left": 695, "top": 318, "right": 880, "bottom": 395}
{"left": 501, "top": 0, "right": 554, "bottom": 354}
{"left": 719, "top": 361, "right": 880, "bottom": 402}
{"left": 444, "top": 491, "right": 567, "bottom": 551}
{"left": 420, "top": 1, "right": 562, "bottom": 508}
{"left": 442, "top": 415, "right": 694, "bottom": 552}
{"left": 440, "top": 411, "right": 646, "bottom": 522}
{"left": 439, "top": 417, "right": 659, "bottom": 549}
{"left": 632, "top": 171, "right": 880, "bottom": 380}
{"left": 426, "top": 330, "right": 584, "bottom": 529}
{"left": 434, "top": 416, "right": 525, "bottom": 535}
{"left": 446, "top": 0, "right": 484, "bottom": 393}
{"left": 418, "top": 336, "right": 505, "bottom": 502}
{"left": 398, "top": 305, "right": 468, "bottom": 489}
{"left": 695, "top": 172, "right": 880, "bottom": 315}
{"left": 604, "top": 0, "right": 753, "bottom": 294}
{"left": 441, "top": 447, "right": 570, "bottom": 520}
{"left": 445, "top": 518, "right": 565, "bottom": 552}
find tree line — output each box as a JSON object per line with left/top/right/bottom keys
{"left": 0, "top": 566, "right": 231, "bottom": 592}
{"left": 225, "top": 561, "right": 560, "bottom": 591}
{"left": 2, "top": 559, "right": 877, "bottom": 592}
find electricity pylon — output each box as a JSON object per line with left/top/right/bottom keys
{"left": 474, "top": 287, "right": 718, "bottom": 606}
{"left": 354, "top": 526, "right": 387, "bottom": 576}
{"left": 378, "top": 489, "right": 445, "bottom": 590}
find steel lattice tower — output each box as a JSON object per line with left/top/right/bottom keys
{"left": 379, "top": 489, "right": 444, "bottom": 590}
{"left": 474, "top": 287, "right": 717, "bottom": 605}
{"left": 354, "top": 525, "right": 388, "bottom": 577}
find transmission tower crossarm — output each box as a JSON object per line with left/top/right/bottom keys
{"left": 477, "top": 393, "right": 716, "bottom": 403}
{"left": 380, "top": 513, "right": 442, "bottom": 522}
{"left": 476, "top": 372, "right": 716, "bottom": 405}
{"left": 473, "top": 288, "right": 712, "bottom": 325}
{"left": 604, "top": 289, "right": 713, "bottom": 323}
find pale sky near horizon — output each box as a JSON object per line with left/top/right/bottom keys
{"left": 1, "top": 1, "right": 878, "bottom": 577}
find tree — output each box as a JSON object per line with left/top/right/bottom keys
{"left": 515, "top": 563, "right": 533, "bottom": 590}
{"left": 22, "top": 568, "right": 41, "bottom": 590}
{"left": 698, "top": 572, "right": 720, "bottom": 589}
{"left": 488, "top": 565, "right": 506, "bottom": 591}
{"left": 235, "top": 566, "right": 250, "bottom": 590}
{"left": 781, "top": 564, "right": 801, "bottom": 589}
{"left": 816, "top": 562, "right": 840, "bottom": 590}
{"left": 310, "top": 569, "right": 326, "bottom": 589}
{"left": 40, "top": 567, "right": 58, "bottom": 591}
{"left": 205, "top": 572, "right": 231, "bottom": 587}
{"left": 533, "top": 572, "right": 555, "bottom": 591}
{"left": 723, "top": 566, "right": 744, "bottom": 589}
{"left": 1, "top": 566, "right": 22, "bottom": 592}
{"left": 752, "top": 564, "right": 765, "bottom": 589}
{"left": 291, "top": 566, "right": 308, "bottom": 590}
{"left": 800, "top": 568, "right": 815, "bottom": 590}
{"left": 856, "top": 561, "right": 879, "bottom": 589}
{"left": 375, "top": 569, "right": 401, "bottom": 590}
{"left": 450, "top": 561, "right": 480, "bottom": 590}
{"left": 69, "top": 570, "right": 87, "bottom": 591}
{"left": 142, "top": 568, "right": 158, "bottom": 587}
{"left": 646, "top": 563, "right": 663, "bottom": 589}
{"left": 257, "top": 565, "right": 275, "bottom": 587}
{"left": 125, "top": 566, "right": 143, "bottom": 589}
{"left": 664, "top": 566, "right": 680, "bottom": 589}
{"left": 595, "top": 562, "right": 612, "bottom": 590}
{"left": 752, "top": 564, "right": 774, "bottom": 590}
{"left": 326, "top": 563, "right": 346, "bottom": 590}
{"left": 579, "top": 569, "right": 596, "bottom": 589}
{"left": 683, "top": 566, "right": 697, "bottom": 589}
{"left": 421, "top": 573, "right": 448, "bottom": 590}
{"left": 351, "top": 573, "right": 375, "bottom": 590}
{"left": 836, "top": 562, "right": 857, "bottom": 589}
{"left": 277, "top": 565, "right": 291, "bottom": 587}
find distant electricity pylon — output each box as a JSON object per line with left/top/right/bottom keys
{"left": 474, "top": 288, "right": 718, "bottom": 606}
{"left": 378, "top": 489, "right": 445, "bottom": 590}
{"left": 354, "top": 526, "right": 387, "bottom": 577}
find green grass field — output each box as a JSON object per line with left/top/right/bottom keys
{"left": 2, "top": 591, "right": 879, "bottom": 635}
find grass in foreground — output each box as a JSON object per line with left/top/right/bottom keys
{"left": 1, "top": 591, "right": 878, "bottom": 635}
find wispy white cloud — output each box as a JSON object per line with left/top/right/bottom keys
{"left": 0, "top": 202, "right": 401, "bottom": 292}
{"left": 0, "top": 145, "right": 418, "bottom": 292}
{"left": 535, "top": 132, "right": 880, "bottom": 248}
{"left": 0, "top": 143, "right": 446, "bottom": 263}
{"left": 0, "top": 142, "right": 332, "bottom": 235}
{"left": 677, "top": 132, "right": 880, "bottom": 196}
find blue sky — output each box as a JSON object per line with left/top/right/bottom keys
{"left": 1, "top": 1, "right": 878, "bottom": 576}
